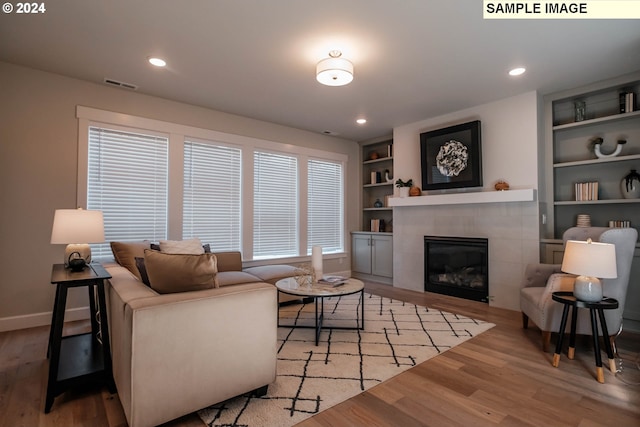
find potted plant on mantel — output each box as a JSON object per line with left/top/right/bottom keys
{"left": 395, "top": 178, "right": 413, "bottom": 198}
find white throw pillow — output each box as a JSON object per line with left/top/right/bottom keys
{"left": 159, "top": 237, "right": 205, "bottom": 255}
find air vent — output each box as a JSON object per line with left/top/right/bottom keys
{"left": 104, "top": 78, "right": 138, "bottom": 90}
{"left": 322, "top": 130, "right": 340, "bottom": 136}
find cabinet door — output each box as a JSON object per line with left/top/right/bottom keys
{"left": 352, "top": 235, "right": 372, "bottom": 274}
{"left": 372, "top": 235, "right": 393, "bottom": 278}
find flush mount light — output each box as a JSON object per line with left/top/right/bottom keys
{"left": 316, "top": 50, "right": 353, "bottom": 86}
{"left": 509, "top": 67, "right": 526, "bottom": 76}
{"left": 148, "top": 57, "right": 167, "bottom": 67}
{"left": 356, "top": 118, "right": 367, "bottom": 125}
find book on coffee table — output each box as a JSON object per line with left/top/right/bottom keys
{"left": 318, "top": 276, "right": 348, "bottom": 286}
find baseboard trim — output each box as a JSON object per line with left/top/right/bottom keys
{"left": 0, "top": 307, "right": 90, "bottom": 332}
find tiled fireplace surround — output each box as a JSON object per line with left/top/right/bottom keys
{"left": 393, "top": 200, "right": 540, "bottom": 311}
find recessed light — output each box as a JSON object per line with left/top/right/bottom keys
{"left": 356, "top": 118, "right": 367, "bottom": 125}
{"left": 148, "top": 57, "right": 167, "bottom": 67}
{"left": 509, "top": 67, "right": 526, "bottom": 76}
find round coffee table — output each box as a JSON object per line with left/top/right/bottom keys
{"left": 275, "top": 277, "right": 364, "bottom": 345}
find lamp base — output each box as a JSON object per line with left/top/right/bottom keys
{"left": 573, "top": 275, "right": 602, "bottom": 302}
{"left": 64, "top": 243, "right": 92, "bottom": 270}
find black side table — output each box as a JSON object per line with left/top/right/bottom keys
{"left": 551, "top": 291, "right": 618, "bottom": 383}
{"left": 45, "top": 263, "right": 116, "bottom": 413}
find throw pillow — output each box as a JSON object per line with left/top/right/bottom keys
{"left": 110, "top": 241, "right": 151, "bottom": 280}
{"left": 151, "top": 242, "right": 211, "bottom": 253}
{"left": 159, "top": 237, "right": 205, "bottom": 255}
{"left": 143, "top": 249, "right": 219, "bottom": 294}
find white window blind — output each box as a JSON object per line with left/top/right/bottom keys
{"left": 183, "top": 141, "right": 242, "bottom": 251}
{"left": 87, "top": 126, "right": 168, "bottom": 258}
{"left": 308, "top": 159, "right": 344, "bottom": 254}
{"left": 253, "top": 151, "right": 298, "bottom": 259}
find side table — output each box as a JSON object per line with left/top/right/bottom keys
{"left": 45, "top": 263, "right": 116, "bottom": 413}
{"left": 551, "top": 291, "right": 618, "bottom": 383}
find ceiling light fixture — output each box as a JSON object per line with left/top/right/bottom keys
{"left": 356, "top": 118, "right": 367, "bottom": 125}
{"left": 316, "top": 50, "right": 353, "bottom": 86}
{"left": 509, "top": 67, "right": 526, "bottom": 76}
{"left": 148, "top": 57, "right": 167, "bottom": 67}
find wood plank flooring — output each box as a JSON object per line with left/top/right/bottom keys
{"left": 1, "top": 282, "right": 638, "bottom": 427}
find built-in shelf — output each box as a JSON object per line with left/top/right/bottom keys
{"left": 363, "top": 207, "right": 393, "bottom": 211}
{"left": 554, "top": 154, "right": 640, "bottom": 168}
{"left": 388, "top": 188, "right": 536, "bottom": 207}
{"left": 363, "top": 156, "right": 393, "bottom": 165}
{"left": 363, "top": 182, "right": 393, "bottom": 188}
{"left": 553, "top": 110, "right": 640, "bottom": 131}
{"left": 554, "top": 199, "right": 640, "bottom": 206}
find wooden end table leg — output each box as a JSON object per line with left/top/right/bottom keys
{"left": 553, "top": 304, "right": 571, "bottom": 368}
{"left": 589, "top": 308, "right": 605, "bottom": 383}
{"left": 45, "top": 284, "right": 68, "bottom": 413}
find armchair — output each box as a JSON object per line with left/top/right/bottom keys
{"left": 520, "top": 227, "right": 637, "bottom": 351}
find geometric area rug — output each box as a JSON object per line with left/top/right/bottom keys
{"left": 198, "top": 292, "right": 494, "bottom": 427}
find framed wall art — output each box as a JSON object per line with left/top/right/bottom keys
{"left": 420, "top": 120, "right": 482, "bottom": 191}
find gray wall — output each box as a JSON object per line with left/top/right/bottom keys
{"left": 0, "top": 61, "right": 360, "bottom": 330}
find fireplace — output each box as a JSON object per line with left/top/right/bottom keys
{"left": 424, "top": 236, "right": 488, "bottom": 303}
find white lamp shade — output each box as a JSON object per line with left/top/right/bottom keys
{"left": 316, "top": 56, "right": 354, "bottom": 86}
{"left": 51, "top": 209, "right": 105, "bottom": 244}
{"left": 561, "top": 239, "right": 617, "bottom": 279}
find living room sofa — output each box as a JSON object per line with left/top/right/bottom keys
{"left": 104, "top": 244, "right": 300, "bottom": 427}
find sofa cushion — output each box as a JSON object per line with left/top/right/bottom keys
{"left": 217, "top": 271, "right": 262, "bottom": 287}
{"left": 110, "top": 241, "right": 151, "bottom": 280}
{"left": 144, "top": 250, "right": 219, "bottom": 294}
{"left": 243, "top": 264, "right": 300, "bottom": 285}
{"left": 159, "top": 238, "right": 205, "bottom": 254}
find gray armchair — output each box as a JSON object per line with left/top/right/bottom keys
{"left": 520, "top": 227, "right": 637, "bottom": 351}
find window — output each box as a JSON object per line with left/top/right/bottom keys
{"left": 307, "top": 159, "right": 343, "bottom": 254}
{"left": 87, "top": 126, "right": 168, "bottom": 258}
{"left": 253, "top": 151, "right": 298, "bottom": 259}
{"left": 183, "top": 140, "right": 242, "bottom": 251}
{"left": 78, "top": 107, "right": 347, "bottom": 262}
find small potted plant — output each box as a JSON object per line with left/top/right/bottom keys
{"left": 395, "top": 178, "right": 413, "bottom": 198}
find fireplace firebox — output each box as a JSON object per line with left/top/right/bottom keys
{"left": 424, "top": 236, "right": 488, "bottom": 303}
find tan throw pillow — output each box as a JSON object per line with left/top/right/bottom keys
{"left": 110, "top": 241, "right": 151, "bottom": 280}
{"left": 143, "top": 249, "right": 218, "bottom": 294}
{"left": 159, "top": 238, "right": 205, "bottom": 255}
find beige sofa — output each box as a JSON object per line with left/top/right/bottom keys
{"left": 105, "top": 249, "right": 299, "bottom": 427}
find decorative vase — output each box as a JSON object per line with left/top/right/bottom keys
{"left": 620, "top": 169, "right": 640, "bottom": 199}
{"left": 409, "top": 186, "right": 421, "bottom": 197}
{"left": 373, "top": 198, "right": 383, "bottom": 208}
{"left": 573, "top": 277, "right": 603, "bottom": 302}
{"left": 398, "top": 187, "right": 410, "bottom": 198}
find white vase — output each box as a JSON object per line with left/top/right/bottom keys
{"left": 399, "top": 187, "right": 410, "bottom": 198}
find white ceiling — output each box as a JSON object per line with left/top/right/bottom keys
{"left": 1, "top": 1, "right": 639, "bottom": 141}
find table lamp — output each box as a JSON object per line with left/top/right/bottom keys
{"left": 561, "top": 238, "right": 617, "bottom": 302}
{"left": 51, "top": 208, "right": 105, "bottom": 271}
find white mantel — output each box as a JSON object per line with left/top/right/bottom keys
{"left": 389, "top": 188, "right": 536, "bottom": 207}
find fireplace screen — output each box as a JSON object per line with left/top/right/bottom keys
{"left": 424, "top": 236, "right": 488, "bottom": 303}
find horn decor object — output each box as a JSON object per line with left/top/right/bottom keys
{"left": 593, "top": 138, "right": 626, "bottom": 159}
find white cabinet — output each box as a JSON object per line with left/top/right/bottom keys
{"left": 351, "top": 232, "right": 393, "bottom": 284}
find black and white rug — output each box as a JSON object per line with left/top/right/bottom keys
{"left": 198, "top": 293, "right": 494, "bottom": 427}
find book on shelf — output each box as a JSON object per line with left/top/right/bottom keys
{"left": 574, "top": 181, "right": 598, "bottom": 201}
{"left": 387, "top": 144, "right": 393, "bottom": 157}
{"left": 619, "top": 91, "right": 636, "bottom": 113}
{"left": 370, "top": 219, "right": 386, "bottom": 232}
{"left": 609, "top": 220, "right": 631, "bottom": 228}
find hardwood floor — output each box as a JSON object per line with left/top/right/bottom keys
{"left": 1, "top": 282, "right": 638, "bottom": 427}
